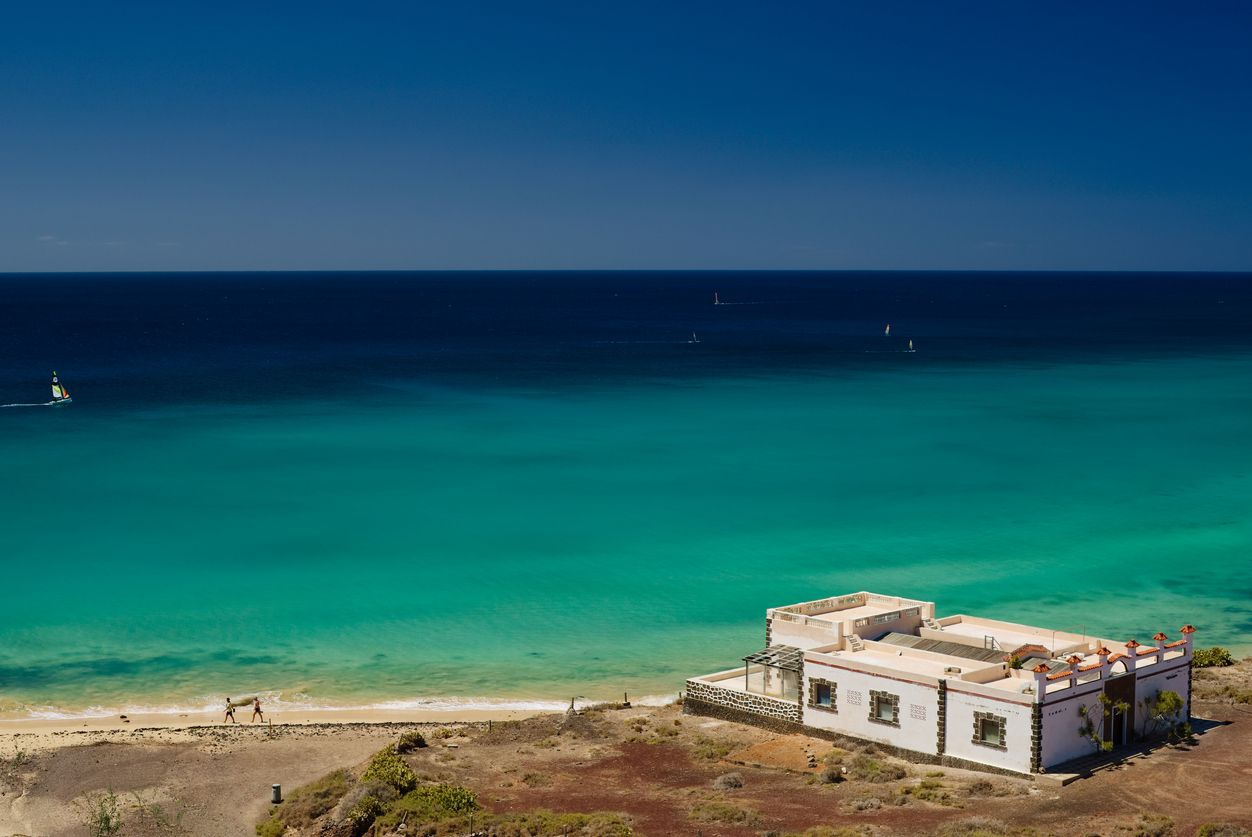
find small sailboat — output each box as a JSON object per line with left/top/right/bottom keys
{"left": 906, "top": 339, "right": 915, "bottom": 353}
{"left": 50, "top": 371, "right": 72, "bottom": 405}
{"left": 0, "top": 371, "right": 73, "bottom": 409}
{"left": 690, "top": 332, "right": 701, "bottom": 343}
{"left": 713, "top": 292, "right": 722, "bottom": 306}
{"left": 884, "top": 323, "right": 891, "bottom": 336}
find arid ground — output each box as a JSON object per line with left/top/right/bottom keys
{"left": 3, "top": 661, "right": 1250, "bottom": 837}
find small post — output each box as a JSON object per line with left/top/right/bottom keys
{"left": 271, "top": 783, "right": 282, "bottom": 804}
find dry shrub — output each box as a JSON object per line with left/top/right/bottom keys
{"left": 1197, "top": 825, "right": 1252, "bottom": 837}
{"left": 688, "top": 799, "right": 759, "bottom": 826}
{"left": 847, "top": 753, "right": 907, "bottom": 783}
{"left": 936, "top": 816, "right": 1048, "bottom": 837}
{"left": 692, "top": 736, "right": 736, "bottom": 761}
{"left": 1129, "top": 813, "right": 1174, "bottom": 837}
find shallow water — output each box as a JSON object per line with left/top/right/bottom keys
{"left": 1, "top": 271, "right": 1250, "bottom": 715}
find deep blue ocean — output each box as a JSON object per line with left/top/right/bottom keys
{"left": 2, "top": 271, "right": 1250, "bottom": 716}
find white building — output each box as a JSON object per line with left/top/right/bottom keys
{"left": 685, "top": 592, "right": 1194, "bottom": 774}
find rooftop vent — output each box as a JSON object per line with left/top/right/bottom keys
{"left": 944, "top": 666, "right": 962, "bottom": 674}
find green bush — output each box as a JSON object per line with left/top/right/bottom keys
{"left": 377, "top": 784, "right": 478, "bottom": 828}
{"left": 255, "top": 817, "right": 284, "bottom": 837}
{"left": 361, "top": 747, "right": 418, "bottom": 793}
{"left": 346, "top": 795, "right": 384, "bottom": 837}
{"left": 396, "top": 730, "right": 428, "bottom": 752}
{"left": 1193, "top": 647, "right": 1236, "bottom": 668}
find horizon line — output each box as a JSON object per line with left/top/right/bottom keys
{"left": 4, "top": 268, "right": 1252, "bottom": 276}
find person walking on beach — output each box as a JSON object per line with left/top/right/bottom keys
{"left": 224, "top": 698, "right": 236, "bottom": 723}
{"left": 251, "top": 696, "right": 264, "bottom": 723}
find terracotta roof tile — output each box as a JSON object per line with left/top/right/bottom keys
{"left": 1180, "top": 624, "right": 1197, "bottom": 634}
{"left": 1153, "top": 632, "right": 1169, "bottom": 642}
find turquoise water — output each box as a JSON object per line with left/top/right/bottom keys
{"left": 4, "top": 348, "right": 1251, "bottom": 715}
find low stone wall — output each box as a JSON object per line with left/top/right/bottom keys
{"left": 684, "top": 698, "right": 810, "bottom": 736}
{"left": 684, "top": 679, "right": 803, "bottom": 724}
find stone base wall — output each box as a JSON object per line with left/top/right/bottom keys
{"left": 683, "top": 698, "right": 809, "bottom": 736}
{"left": 684, "top": 679, "right": 802, "bottom": 724}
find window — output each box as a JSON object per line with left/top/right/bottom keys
{"left": 973, "top": 711, "right": 1007, "bottom": 750}
{"left": 808, "top": 678, "right": 836, "bottom": 712}
{"left": 868, "top": 690, "right": 900, "bottom": 727}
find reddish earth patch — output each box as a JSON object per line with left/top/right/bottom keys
{"left": 726, "top": 735, "right": 825, "bottom": 773}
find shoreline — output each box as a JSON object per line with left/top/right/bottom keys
{"left": 0, "top": 690, "right": 676, "bottom": 727}
{"left": 0, "top": 705, "right": 556, "bottom": 748}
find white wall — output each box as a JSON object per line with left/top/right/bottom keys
{"left": 801, "top": 660, "right": 939, "bottom": 755}
{"left": 1039, "top": 658, "right": 1191, "bottom": 768}
{"left": 1040, "top": 683, "right": 1105, "bottom": 767}
{"left": 770, "top": 618, "right": 840, "bottom": 650}
{"left": 943, "top": 688, "right": 1033, "bottom": 773}
{"left": 855, "top": 611, "right": 925, "bottom": 641}
{"left": 1133, "top": 660, "right": 1190, "bottom": 736}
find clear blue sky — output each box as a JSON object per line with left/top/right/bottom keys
{"left": 3, "top": 1, "right": 1250, "bottom": 271}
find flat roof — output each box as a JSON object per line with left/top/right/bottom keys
{"left": 816, "top": 647, "right": 969, "bottom": 680}
{"left": 939, "top": 618, "right": 1087, "bottom": 655}
{"left": 802, "top": 603, "right": 899, "bottom": 624}
{"left": 879, "top": 632, "right": 1006, "bottom": 664}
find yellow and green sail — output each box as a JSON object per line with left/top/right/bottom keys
{"left": 51, "top": 372, "right": 69, "bottom": 401}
